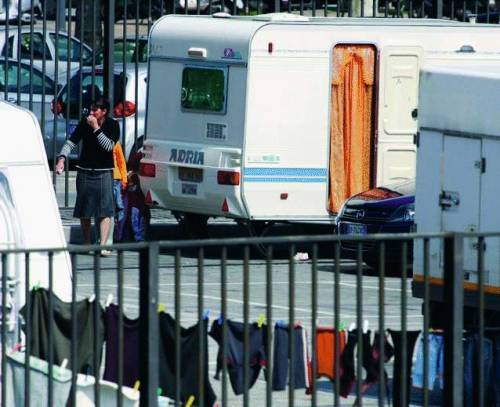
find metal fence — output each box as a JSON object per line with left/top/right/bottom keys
{"left": 1, "top": 231, "right": 498, "bottom": 406}
{"left": 1, "top": 0, "right": 499, "bottom": 206}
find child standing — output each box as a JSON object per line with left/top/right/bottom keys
{"left": 103, "top": 142, "right": 127, "bottom": 250}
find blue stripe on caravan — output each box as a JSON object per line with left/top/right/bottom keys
{"left": 244, "top": 168, "right": 328, "bottom": 177}
{"left": 244, "top": 177, "right": 327, "bottom": 183}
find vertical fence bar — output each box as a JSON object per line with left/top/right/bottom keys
{"left": 400, "top": 242, "right": 408, "bottom": 407}
{"left": 334, "top": 242, "right": 340, "bottom": 407}
{"left": 377, "top": 241, "right": 385, "bottom": 407}
{"left": 477, "top": 236, "right": 485, "bottom": 407}
{"left": 443, "top": 234, "right": 464, "bottom": 407}
{"left": 423, "top": 238, "right": 430, "bottom": 407}
{"left": 243, "top": 245, "right": 250, "bottom": 407}
{"left": 266, "top": 245, "right": 273, "bottom": 407}
{"left": 71, "top": 253, "right": 78, "bottom": 407}
{"left": 24, "top": 253, "right": 31, "bottom": 407}
{"left": 198, "top": 247, "right": 205, "bottom": 407}
{"left": 16, "top": 0, "right": 21, "bottom": 105}
{"left": 29, "top": 0, "right": 35, "bottom": 112}
{"left": 288, "top": 244, "right": 296, "bottom": 407}
{"left": 94, "top": 252, "right": 101, "bottom": 407}
{"left": 1, "top": 253, "right": 7, "bottom": 407}
{"left": 139, "top": 242, "right": 159, "bottom": 407}
{"left": 175, "top": 249, "right": 181, "bottom": 406}
{"left": 356, "top": 243, "right": 363, "bottom": 407}
{"left": 311, "top": 243, "right": 318, "bottom": 406}
{"left": 117, "top": 250, "right": 124, "bottom": 407}
{"left": 3, "top": 2, "right": 8, "bottom": 103}
{"left": 221, "top": 247, "right": 228, "bottom": 407}
{"left": 48, "top": 252, "right": 54, "bottom": 406}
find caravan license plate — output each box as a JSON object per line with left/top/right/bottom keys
{"left": 181, "top": 183, "right": 197, "bottom": 195}
{"left": 178, "top": 167, "right": 203, "bottom": 183}
{"left": 345, "top": 223, "right": 367, "bottom": 235}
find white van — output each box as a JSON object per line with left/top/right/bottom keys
{"left": 140, "top": 14, "right": 500, "bottom": 233}
{"left": 0, "top": 101, "right": 72, "bottom": 328}
{"left": 413, "top": 65, "right": 500, "bottom": 311}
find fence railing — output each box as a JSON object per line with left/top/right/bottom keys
{"left": 1, "top": 231, "right": 498, "bottom": 406}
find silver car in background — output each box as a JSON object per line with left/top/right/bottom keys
{"left": 44, "top": 64, "right": 147, "bottom": 163}
{"left": 0, "top": 27, "right": 93, "bottom": 84}
{"left": 0, "top": 58, "right": 62, "bottom": 123}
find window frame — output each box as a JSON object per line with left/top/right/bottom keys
{"left": 180, "top": 64, "right": 228, "bottom": 115}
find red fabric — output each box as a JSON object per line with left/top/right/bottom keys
{"left": 316, "top": 327, "right": 346, "bottom": 380}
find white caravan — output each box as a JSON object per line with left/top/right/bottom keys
{"left": 0, "top": 101, "right": 72, "bottom": 325}
{"left": 413, "top": 65, "right": 500, "bottom": 311}
{"left": 140, "top": 14, "right": 500, "bottom": 233}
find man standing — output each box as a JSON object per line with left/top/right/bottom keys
{"left": 55, "top": 97, "right": 120, "bottom": 256}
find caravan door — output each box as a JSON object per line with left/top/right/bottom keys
{"left": 376, "top": 46, "right": 422, "bottom": 186}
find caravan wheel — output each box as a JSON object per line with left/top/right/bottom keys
{"left": 174, "top": 212, "right": 209, "bottom": 239}
{"left": 237, "top": 220, "right": 276, "bottom": 258}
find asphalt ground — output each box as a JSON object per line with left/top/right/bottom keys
{"left": 54, "top": 172, "right": 439, "bottom": 406}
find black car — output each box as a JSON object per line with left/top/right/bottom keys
{"left": 336, "top": 180, "right": 415, "bottom": 275}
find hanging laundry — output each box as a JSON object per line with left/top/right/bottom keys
{"left": 314, "top": 326, "right": 346, "bottom": 381}
{"left": 362, "top": 330, "right": 394, "bottom": 390}
{"left": 388, "top": 329, "right": 420, "bottom": 407}
{"left": 158, "top": 312, "right": 216, "bottom": 407}
{"left": 339, "top": 329, "right": 358, "bottom": 398}
{"left": 102, "top": 303, "right": 140, "bottom": 388}
{"left": 209, "top": 319, "right": 267, "bottom": 395}
{"left": 20, "top": 288, "right": 105, "bottom": 375}
{"left": 412, "top": 332, "right": 444, "bottom": 391}
{"left": 5, "top": 351, "right": 72, "bottom": 407}
{"left": 272, "top": 322, "right": 310, "bottom": 391}
{"left": 463, "top": 334, "right": 498, "bottom": 407}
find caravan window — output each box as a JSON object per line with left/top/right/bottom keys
{"left": 181, "top": 67, "right": 226, "bottom": 113}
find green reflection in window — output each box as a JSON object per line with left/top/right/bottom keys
{"left": 181, "top": 67, "right": 225, "bottom": 112}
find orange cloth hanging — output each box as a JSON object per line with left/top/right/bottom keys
{"left": 316, "top": 327, "right": 347, "bottom": 380}
{"left": 328, "top": 45, "right": 375, "bottom": 213}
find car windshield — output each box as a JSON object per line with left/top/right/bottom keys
{"left": 95, "top": 40, "right": 148, "bottom": 65}
{"left": 59, "top": 72, "right": 126, "bottom": 119}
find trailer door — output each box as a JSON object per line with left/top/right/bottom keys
{"left": 441, "top": 135, "right": 481, "bottom": 279}
{"left": 377, "top": 46, "right": 422, "bottom": 187}
{"left": 328, "top": 44, "right": 376, "bottom": 213}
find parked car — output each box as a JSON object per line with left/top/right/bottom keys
{"left": 336, "top": 180, "right": 415, "bottom": 274}
{"left": 94, "top": 36, "right": 149, "bottom": 65}
{"left": 44, "top": 64, "right": 147, "bottom": 163}
{"left": 0, "top": 58, "right": 63, "bottom": 123}
{"left": 0, "top": 27, "right": 93, "bottom": 84}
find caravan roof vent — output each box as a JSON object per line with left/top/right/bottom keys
{"left": 187, "top": 47, "right": 207, "bottom": 59}
{"left": 456, "top": 45, "right": 475, "bottom": 53}
{"left": 253, "top": 12, "right": 309, "bottom": 22}
{"left": 213, "top": 12, "right": 231, "bottom": 18}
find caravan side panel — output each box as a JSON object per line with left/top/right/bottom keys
{"left": 242, "top": 27, "right": 330, "bottom": 221}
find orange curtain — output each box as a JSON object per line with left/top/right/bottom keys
{"left": 328, "top": 45, "right": 375, "bottom": 213}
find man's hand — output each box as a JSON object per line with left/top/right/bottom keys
{"left": 86, "top": 115, "right": 99, "bottom": 130}
{"left": 55, "top": 158, "right": 65, "bottom": 175}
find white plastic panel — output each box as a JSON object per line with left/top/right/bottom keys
{"left": 442, "top": 136, "right": 481, "bottom": 277}
{"left": 480, "top": 139, "right": 500, "bottom": 287}
{"left": 413, "top": 130, "right": 442, "bottom": 279}
{"left": 382, "top": 53, "right": 420, "bottom": 135}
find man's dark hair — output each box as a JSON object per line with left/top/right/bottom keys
{"left": 91, "top": 97, "right": 111, "bottom": 113}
